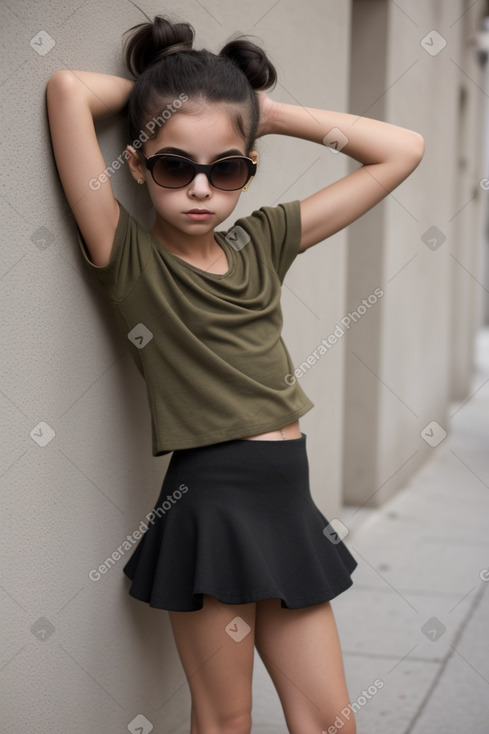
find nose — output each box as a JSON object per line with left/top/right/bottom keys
{"left": 188, "top": 172, "right": 212, "bottom": 198}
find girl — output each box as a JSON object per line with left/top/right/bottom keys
{"left": 47, "top": 14, "right": 424, "bottom": 734}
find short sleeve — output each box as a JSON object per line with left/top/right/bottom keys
{"left": 76, "top": 200, "right": 151, "bottom": 302}
{"left": 233, "top": 200, "right": 302, "bottom": 283}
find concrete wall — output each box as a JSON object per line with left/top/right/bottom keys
{"left": 2, "top": 0, "right": 487, "bottom": 730}
{"left": 0, "top": 0, "right": 352, "bottom": 731}
{"left": 343, "top": 0, "right": 487, "bottom": 507}
{"left": 449, "top": 2, "right": 488, "bottom": 397}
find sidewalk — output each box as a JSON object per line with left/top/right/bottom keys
{"left": 252, "top": 327, "right": 489, "bottom": 733}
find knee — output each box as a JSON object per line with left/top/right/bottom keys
{"left": 196, "top": 710, "right": 252, "bottom": 734}
{"left": 321, "top": 714, "right": 357, "bottom": 734}
{"left": 290, "top": 712, "right": 356, "bottom": 734}
{"left": 227, "top": 712, "right": 252, "bottom": 734}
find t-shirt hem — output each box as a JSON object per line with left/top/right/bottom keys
{"left": 151, "top": 402, "right": 314, "bottom": 456}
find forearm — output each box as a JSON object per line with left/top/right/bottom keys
{"left": 46, "top": 70, "right": 133, "bottom": 233}
{"left": 47, "top": 70, "right": 133, "bottom": 120}
{"left": 266, "top": 101, "right": 424, "bottom": 169}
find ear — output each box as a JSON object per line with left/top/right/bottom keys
{"left": 126, "top": 145, "right": 146, "bottom": 184}
{"left": 242, "top": 149, "right": 258, "bottom": 192}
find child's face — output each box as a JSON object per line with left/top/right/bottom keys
{"left": 130, "top": 103, "right": 257, "bottom": 236}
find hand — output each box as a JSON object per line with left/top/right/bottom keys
{"left": 255, "top": 91, "right": 279, "bottom": 138}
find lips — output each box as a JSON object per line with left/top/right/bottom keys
{"left": 184, "top": 209, "right": 214, "bottom": 221}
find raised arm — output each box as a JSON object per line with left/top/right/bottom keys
{"left": 46, "top": 71, "right": 134, "bottom": 266}
{"left": 257, "top": 95, "right": 425, "bottom": 252}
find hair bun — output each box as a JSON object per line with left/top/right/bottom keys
{"left": 124, "top": 15, "right": 195, "bottom": 77}
{"left": 219, "top": 38, "right": 277, "bottom": 91}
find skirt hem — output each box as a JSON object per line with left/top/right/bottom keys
{"left": 123, "top": 570, "right": 355, "bottom": 611}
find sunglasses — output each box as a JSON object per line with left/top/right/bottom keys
{"left": 142, "top": 153, "right": 257, "bottom": 191}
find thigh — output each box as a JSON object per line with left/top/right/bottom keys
{"left": 168, "top": 595, "right": 256, "bottom": 731}
{"left": 254, "top": 598, "right": 356, "bottom": 734}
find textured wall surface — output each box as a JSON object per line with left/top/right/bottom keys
{"left": 343, "top": 0, "right": 487, "bottom": 506}
{"left": 2, "top": 0, "right": 486, "bottom": 730}
{"left": 1, "top": 0, "right": 352, "bottom": 731}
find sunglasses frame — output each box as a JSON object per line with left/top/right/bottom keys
{"left": 142, "top": 153, "right": 257, "bottom": 191}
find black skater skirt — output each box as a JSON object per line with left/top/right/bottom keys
{"left": 123, "top": 433, "right": 357, "bottom": 611}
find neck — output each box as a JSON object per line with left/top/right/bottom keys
{"left": 151, "top": 215, "right": 218, "bottom": 257}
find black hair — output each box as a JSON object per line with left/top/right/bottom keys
{"left": 122, "top": 15, "right": 277, "bottom": 155}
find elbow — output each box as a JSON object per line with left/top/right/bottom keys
{"left": 409, "top": 131, "right": 425, "bottom": 168}
{"left": 395, "top": 132, "right": 424, "bottom": 177}
{"left": 46, "top": 70, "right": 79, "bottom": 103}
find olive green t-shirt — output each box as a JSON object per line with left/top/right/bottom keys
{"left": 77, "top": 199, "right": 314, "bottom": 455}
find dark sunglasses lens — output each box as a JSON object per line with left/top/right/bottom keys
{"left": 211, "top": 159, "right": 250, "bottom": 190}
{"left": 152, "top": 157, "right": 194, "bottom": 187}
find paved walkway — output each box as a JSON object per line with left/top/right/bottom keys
{"left": 252, "top": 327, "right": 489, "bottom": 733}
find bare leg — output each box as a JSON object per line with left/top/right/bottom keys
{"left": 254, "top": 598, "right": 356, "bottom": 734}
{"left": 168, "top": 594, "right": 256, "bottom": 734}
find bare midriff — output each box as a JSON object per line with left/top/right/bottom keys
{"left": 239, "top": 419, "right": 302, "bottom": 441}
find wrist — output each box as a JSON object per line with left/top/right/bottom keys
{"left": 256, "top": 94, "right": 282, "bottom": 138}
{"left": 265, "top": 101, "right": 328, "bottom": 145}
{"left": 265, "top": 100, "right": 284, "bottom": 136}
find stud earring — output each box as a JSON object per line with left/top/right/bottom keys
{"left": 137, "top": 178, "right": 143, "bottom": 185}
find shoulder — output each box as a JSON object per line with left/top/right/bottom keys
{"left": 219, "top": 201, "right": 302, "bottom": 282}
{"left": 231, "top": 200, "right": 301, "bottom": 238}
{"left": 76, "top": 199, "right": 153, "bottom": 301}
